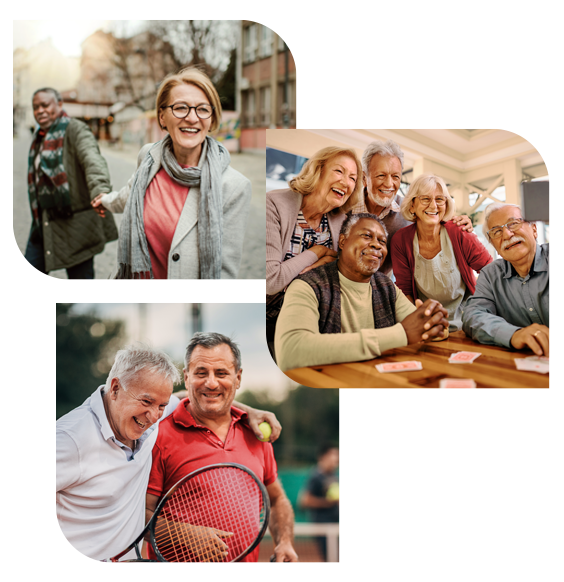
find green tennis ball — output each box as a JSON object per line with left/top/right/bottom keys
{"left": 258, "top": 422, "right": 272, "bottom": 442}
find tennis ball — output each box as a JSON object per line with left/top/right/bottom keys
{"left": 326, "top": 482, "right": 339, "bottom": 501}
{"left": 258, "top": 421, "right": 272, "bottom": 442}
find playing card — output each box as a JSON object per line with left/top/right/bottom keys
{"left": 449, "top": 351, "right": 482, "bottom": 364}
{"left": 514, "top": 357, "right": 549, "bottom": 374}
{"left": 439, "top": 378, "right": 477, "bottom": 388}
{"left": 375, "top": 361, "right": 423, "bottom": 373}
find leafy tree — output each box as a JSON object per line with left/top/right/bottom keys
{"left": 56, "top": 304, "right": 125, "bottom": 419}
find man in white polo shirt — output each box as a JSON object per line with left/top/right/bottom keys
{"left": 56, "top": 345, "right": 280, "bottom": 561}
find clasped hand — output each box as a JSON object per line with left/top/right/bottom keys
{"left": 401, "top": 299, "right": 449, "bottom": 344}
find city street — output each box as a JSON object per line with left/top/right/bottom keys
{"left": 13, "top": 134, "right": 266, "bottom": 279}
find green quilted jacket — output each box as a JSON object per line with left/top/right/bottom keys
{"left": 37, "top": 118, "right": 118, "bottom": 271}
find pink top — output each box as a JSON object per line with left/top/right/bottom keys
{"left": 144, "top": 167, "right": 191, "bottom": 279}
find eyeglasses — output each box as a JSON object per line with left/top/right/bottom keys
{"left": 416, "top": 195, "right": 447, "bottom": 207}
{"left": 163, "top": 103, "right": 215, "bottom": 120}
{"left": 486, "top": 218, "right": 526, "bottom": 240}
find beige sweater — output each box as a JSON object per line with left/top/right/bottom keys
{"left": 275, "top": 271, "right": 416, "bottom": 371}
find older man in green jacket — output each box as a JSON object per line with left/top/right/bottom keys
{"left": 25, "top": 88, "right": 117, "bottom": 278}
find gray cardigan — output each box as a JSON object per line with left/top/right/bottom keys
{"left": 102, "top": 140, "right": 251, "bottom": 279}
{"left": 266, "top": 188, "right": 347, "bottom": 295}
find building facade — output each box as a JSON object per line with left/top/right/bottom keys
{"left": 238, "top": 22, "right": 296, "bottom": 150}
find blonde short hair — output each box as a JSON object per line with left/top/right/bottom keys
{"left": 156, "top": 67, "right": 222, "bottom": 133}
{"left": 400, "top": 173, "right": 455, "bottom": 222}
{"left": 288, "top": 146, "right": 363, "bottom": 213}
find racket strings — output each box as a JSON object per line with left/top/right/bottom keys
{"left": 152, "top": 466, "right": 266, "bottom": 562}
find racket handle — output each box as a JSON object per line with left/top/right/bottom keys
{"left": 270, "top": 554, "right": 276, "bottom": 562}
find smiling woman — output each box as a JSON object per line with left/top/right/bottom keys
{"left": 390, "top": 173, "right": 493, "bottom": 333}
{"left": 266, "top": 146, "right": 363, "bottom": 358}
{"left": 91, "top": 67, "right": 252, "bottom": 279}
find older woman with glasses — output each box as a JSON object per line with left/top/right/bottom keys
{"left": 266, "top": 146, "right": 363, "bottom": 354}
{"left": 390, "top": 173, "right": 492, "bottom": 333}
{"left": 91, "top": 67, "right": 251, "bottom": 279}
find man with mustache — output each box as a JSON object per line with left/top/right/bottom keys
{"left": 350, "top": 139, "right": 473, "bottom": 276}
{"left": 275, "top": 213, "right": 449, "bottom": 371}
{"left": 56, "top": 345, "right": 281, "bottom": 560}
{"left": 462, "top": 203, "right": 549, "bottom": 355}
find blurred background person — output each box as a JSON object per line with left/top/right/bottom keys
{"left": 92, "top": 68, "right": 251, "bottom": 279}
{"left": 391, "top": 173, "right": 492, "bottom": 333}
{"left": 299, "top": 445, "right": 339, "bottom": 562}
{"left": 266, "top": 146, "right": 363, "bottom": 357}
{"left": 25, "top": 88, "right": 117, "bottom": 278}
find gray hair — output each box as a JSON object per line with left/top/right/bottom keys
{"left": 184, "top": 332, "right": 242, "bottom": 371}
{"left": 362, "top": 139, "right": 405, "bottom": 174}
{"left": 483, "top": 203, "right": 522, "bottom": 241}
{"left": 339, "top": 212, "right": 388, "bottom": 239}
{"left": 399, "top": 173, "right": 456, "bottom": 222}
{"left": 105, "top": 345, "right": 181, "bottom": 392}
{"left": 32, "top": 87, "right": 62, "bottom": 102}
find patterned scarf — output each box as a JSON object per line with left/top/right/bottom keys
{"left": 27, "top": 112, "right": 72, "bottom": 237}
{"left": 116, "top": 134, "right": 230, "bottom": 279}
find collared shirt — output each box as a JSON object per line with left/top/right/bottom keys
{"left": 147, "top": 398, "right": 278, "bottom": 562}
{"left": 462, "top": 243, "right": 549, "bottom": 348}
{"left": 56, "top": 386, "right": 179, "bottom": 560}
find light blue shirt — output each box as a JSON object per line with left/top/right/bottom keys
{"left": 462, "top": 243, "right": 549, "bottom": 348}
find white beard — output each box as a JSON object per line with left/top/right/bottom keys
{"left": 369, "top": 191, "right": 394, "bottom": 208}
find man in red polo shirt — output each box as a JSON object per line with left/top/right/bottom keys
{"left": 146, "top": 332, "right": 298, "bottom": 562}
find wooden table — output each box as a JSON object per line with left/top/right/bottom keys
{"left": 284, "top": 331, "right": 549, "bottom": 388}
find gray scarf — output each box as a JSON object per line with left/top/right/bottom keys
{"left": 116, "top": 134, "right": 230, "bottom": 279}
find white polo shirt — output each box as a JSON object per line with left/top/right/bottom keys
{"left": 56, "top": 386, "right": 179, "bottom": 560}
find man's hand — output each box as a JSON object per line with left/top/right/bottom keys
{"left": 510, "top": 324, "right": 549, "bottom": 357}
{"left": 401, "top": 299, "right": 449, "bottom": 344}
{"left": 91, "top": 193, "right": 107, "bottom": 217}
{"left": 300, "top": 254, "right": 338, "bottom": 274}
{"left": 273, "top": 540, "right": 299, "bottom": 562}
{"left": 155, "top": 522, "right": 233, "bottom": 562}
{"left": 238, "top": 404, "right": 282, "bottom": 442}
{"left": 451, "top": 214, "right": 473, "bottom": 233}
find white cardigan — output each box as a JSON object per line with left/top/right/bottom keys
{"left": 102, "top": 140, "right": 251, "bottom": 279}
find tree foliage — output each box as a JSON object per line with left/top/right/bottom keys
{"left": 56, "top": 304, "right": 125, "bottom": 419}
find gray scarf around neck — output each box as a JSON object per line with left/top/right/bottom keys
{"left": 116, "top": 134, "right": 230, "bottom": 279}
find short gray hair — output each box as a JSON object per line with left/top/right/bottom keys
{"left": 362, "top": 139, "right": 404, "bottom": 174}
{"left": 483, "top": 203, "right": 522, "bottom": 241}
{"left": 399, "top": 173, "right": 455, "bottom": 222}
{"left": 32, "top": 87, "right": 62, "bottom": 102}
{"left": 105, "top": 345, "right": 181, "bottom": 392}
{"left": 339, "top": 212, "right": 388, "bottom": 242}
{"left": 184, "top": 332, "right": 242, "bottom": 371}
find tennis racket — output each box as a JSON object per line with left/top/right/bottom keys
{"left": 109, "top": 463, "right": 270, "bottom": 562}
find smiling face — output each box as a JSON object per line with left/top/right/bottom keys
{"left": 364, "top": 154, "right": 402, "bottom": 208}
{"left": 184, "top": 344, "right": 242, "bottom": 425}
{"left": 337, "top": 217, "right": 388, "bottom": 282}
{"left": 410, "top": 185, "right": 447, "bottom": 225}
{"left": 487, "top": 206, "right": 537, "bottom": 266}
{"left": 105, "top": 371, "right": 173, "bottom": 447}
{"left": 314, "top": 154, "right": 358, "bottom": 211}
{"left": 158, "top": 83, "right": 212, "bottom": 166}
{"left": 32, "top": 91, "right": 63, "bottom": 131}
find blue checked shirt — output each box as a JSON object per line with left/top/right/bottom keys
{"left": 462, "top": 244, "right": 549, "bottom": 348}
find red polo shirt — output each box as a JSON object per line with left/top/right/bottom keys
{"left": 147, "top": 398, "right": 278, "bottom": 562}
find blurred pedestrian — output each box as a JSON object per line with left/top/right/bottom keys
{"left": 92, "top": 67, "right": 251, "bottom": 279}
{"left": 299, "top": 445, "right": 339, "bottom": 561}
{"left": 25, "top": 88, "right": 118, "bottom": 278}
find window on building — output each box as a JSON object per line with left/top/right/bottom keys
{"left": 242, "top": 89, "right": 256, "bottom": 128}
{"left": 278, "top": 18, "right": 298, "bottom": 51}
{"left": 277, "top": 80, "right": 296, "bottom": 127}
{"left": 260, "top": 86, "right": 271, "bottom": 127}
{"left": 243, "top": 24, "right": 257, "bottom": 64}
{"left": 259, "top": 26, "right": 273, "bottom": 58}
